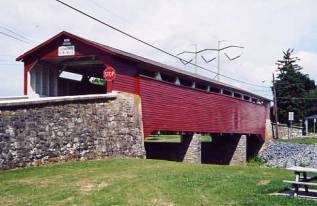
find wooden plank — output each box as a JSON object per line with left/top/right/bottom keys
{"left": 283, "top": 180, "right": 317, "bottom": 186}
{"left": 287, "top": 167, "right": 317, "bottom": 173}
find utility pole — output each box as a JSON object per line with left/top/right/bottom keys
{"left": 200, "top": 42, "right": 244, "bottom": 81}
{"left": 194, "top": 44, "right": 198, "bottom": 74}
{"left": 216, "top": 40, "right": 225, "bottom": 81}
{"left": 217, "top": 41, "right": 221, "bottom": 81}
{"left": 272, "top": 73, "right": 279, "bottom": 139}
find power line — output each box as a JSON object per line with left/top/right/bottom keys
{"left": 0, "top": 31, "right": 32, "bottom": 45}
{"left": 0, "top": 25, "right": 35, "bottom": 43}
{"left": 277, "top": 97, "right": 317, "bottom": 100}
{"left": 55, "top": 0, "right": 270, "bottom": 89}
{"left": 89, "top": 0, "right": 129, "bottom": 24}
{"left": 0, "top": 64, "right": 22, "bottom": 66}
{"left": 0, "top": 54, "right": 15, "bottom": 57}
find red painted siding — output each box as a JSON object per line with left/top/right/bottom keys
{"left": 139, "top": 76, "right": 267, "bottom": 138}
{"left": 112, "top": 74, "right": 139, "bottom": 94}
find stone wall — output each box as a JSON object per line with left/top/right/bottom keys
{"left": 0, "top": 93, "right": 145, "bottom": 170}
{"left": 272, "top": 123, "right": 303, "bottom": 139}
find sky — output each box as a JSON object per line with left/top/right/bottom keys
{"left": 1, "top": 0, "right": 317, "bottom": 98}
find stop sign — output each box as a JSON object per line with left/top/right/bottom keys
{"left": 103, "top": 66, "right": 116, "bottom": 81}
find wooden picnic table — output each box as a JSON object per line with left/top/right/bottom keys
{"left": 284, "top": 166, "right": 317, "bottom": 197}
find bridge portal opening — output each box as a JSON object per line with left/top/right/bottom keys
{"left": 28, "top": 56, "right": 107, "bottom": 97}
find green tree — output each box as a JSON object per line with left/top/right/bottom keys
{"left": 305, "top": 88, "right": 317, "bottom": 116}
{"left": 275, "top": 49, "right": 315, "bottom": 123}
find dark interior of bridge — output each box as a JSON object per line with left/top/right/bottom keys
{"left": 29, "top": 55, "right": 107, "bottom": 97}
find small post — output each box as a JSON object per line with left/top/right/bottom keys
{"left": 272, "top": 73, "right": 279, "bottom": 139}
{"left": 289, "top": 120, "right": 292, "bottom": 139}
{"left": 206, "top": 85, "right": 210, "bottom": 92}
{"left": 305, "top": 119, "right": 308, "bottom": 135}
{"left": 107, "top": 81, "right": 113, "bottom": 93}
{"left": 103, "top": 65, "right": 116, "bottom": 93}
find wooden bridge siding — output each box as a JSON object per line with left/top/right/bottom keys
{"left": 112, "top": 73, "right": 139, "bottom": 94}
{"left": 111, "top": 58, "right": 140, "bottom": 94}
{"left": 139, "top": 76, "right": 267, "bottom": 138}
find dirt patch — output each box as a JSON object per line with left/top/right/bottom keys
{"left": 7, "top": 175, "right": 64, "bottom": 188}
{"left": 98, "top": 181, "right": 110, "bottom": 189}
{"left": 55, "top": 196, "right": 75, "bottom": 206}
{"left": 152, "top": 198, "right": 175, "bottom": 206}
{"left": 257, "top": 179, "right": 271, "bottom": 186}
{"left": 79, "top": 182, "right": 96, "bottom": 194}
{"left": 77, "top": 180, "right": 111, "bottom": 195}
{"left": 0, "top": 194, "right": 19, "bottom": 206}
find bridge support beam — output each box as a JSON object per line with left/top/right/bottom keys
{"left": 182, "top": 133, "right": 201, "bottom": 163}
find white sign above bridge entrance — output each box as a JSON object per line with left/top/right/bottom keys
{"left": 58, "top": 39, "right": 75, "bottom": 56}
{"left": 288, "top": 112, "right": 294, "bottom": 121}
{"left": 58, "top": 45, "right": 75, "bottom": 56}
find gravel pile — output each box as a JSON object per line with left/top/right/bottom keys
{"left": 258, "top": 142, "right": 317, "bottom": 168}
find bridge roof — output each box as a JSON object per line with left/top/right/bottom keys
{"left": 16, "top": 31, "right": 270, "bottom": 102}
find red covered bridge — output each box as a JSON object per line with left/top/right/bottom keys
{"left": 16, "top": 31, "right": 271, "bottom": 164}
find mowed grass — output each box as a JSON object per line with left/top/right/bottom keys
{"left": 145, "top": 134, "right": 212, "bottom": 142}
{"left": 275, "top": 137, "right": 317, "bottom": 145}
{"left": 145, "top": 135, "right": 182, "bottom": 142}
{"left": 0, "top": 158, "right": 316, "bottom": 206}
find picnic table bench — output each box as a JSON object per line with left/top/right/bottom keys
{"left": 283, "top": 166, "right": 317, "bottom": 197}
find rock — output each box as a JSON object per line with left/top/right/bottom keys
{"left": 258, "top": 142, "right": 317, "bottom": 168}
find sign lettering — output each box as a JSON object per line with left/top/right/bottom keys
{"left": 288, "top": 112, "right": 294, "bottom": 121}
{"left": 103, "top": 66, "right": 116, "bottom": 81}
{"left": 58, "top": 45, "right": 75, "bottom": 56}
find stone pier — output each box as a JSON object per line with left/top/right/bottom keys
{"left": 229, "top": 135, "right": 247, "bottom": 166}
{"left": 182, "top": 134, "right": 201, "bottom": 163}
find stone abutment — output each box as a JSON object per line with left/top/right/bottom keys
{"left": 0, "top": 93, "right": 145, "bottom": 170}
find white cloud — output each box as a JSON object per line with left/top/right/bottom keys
{"left": 1, "top": 0, "right": 317, "bottom": 98}
{"left": 0, "top": 66, "right": 23, "bottom": 96}
{"left": 296, "top": 51, "right": 317, "bottom": 81}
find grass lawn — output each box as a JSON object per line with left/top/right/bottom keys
{"left": 145, "top": 134, "right": 212, "bottom": 142}
{"left": 145, "top": 135, "right": 182, "bottom": 142}
{"left": 0, "top": 158, "right": 316, "bottom": 206}
{"left": 274, "top": 137, "right": 317, "bottom": 145}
